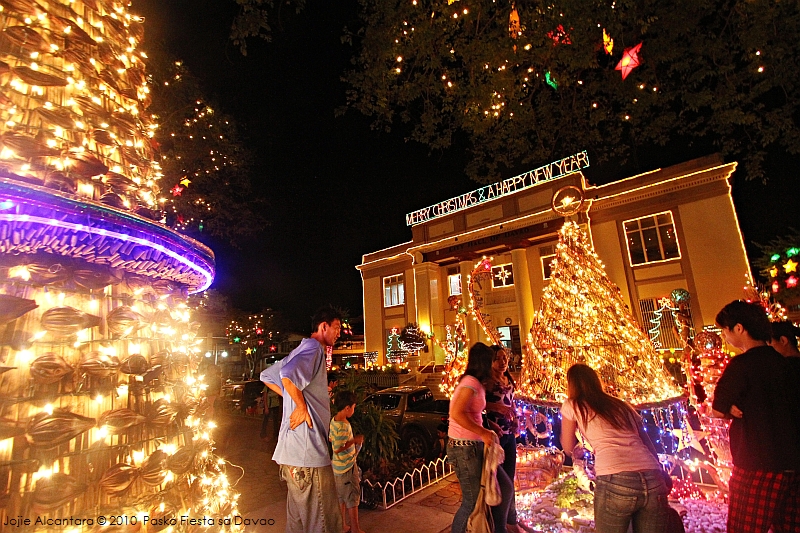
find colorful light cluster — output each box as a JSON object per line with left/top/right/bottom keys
{"left": 0, "top": 184, "right": 214, "bottom": 292}
{"left": 519, "top": 221, "right": 683, "bottom": 407}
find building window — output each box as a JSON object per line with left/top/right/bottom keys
{"left": 383, "top": 274, "right": 405, "bottom": 307}
{"left": 491, "top": 264, "right": 514, "bottom": 288}
{"left": 624, "top": 211, "right": 681, "bottom": 266}
{"left": 638, "top": 297, "right": 693, "bottom": 350}
{"left": 541, "top": 254, "right": 556, "bottom": 280}
{"left": 448, "top": 273, "right": 462, "bottom": 296}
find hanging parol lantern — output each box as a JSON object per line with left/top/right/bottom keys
{"left": 99, "top": 463, "right": 138, "bottom": 496}
{"left": 166, "top": 445, "right": 196, "bottom": 475}
{"left": 26, "top": 410, "right": 95, "bottom": 448}
{"left": 615, "top": 42, "right": 643, "bottom": 79}
{"left": 98, "top": 408, "right": 147, "bottom": 433}
{"left": 30, "top": 353, "right": 73, "bottom": 384}
{"left": 140, "top": 450, "right": 168, "bottom": 486}
{"left": 32, "top": 473, "right": 87, "bottom": 512}
{"left": 509, "top": 5, "right": 521, "bottom": 39}
{"left": 119, "top": 355, "right": 148, "bottom": 375}
{"left": 107, "top": 305, "right": 145, "bottom": 337}
{"left": 78, "top": 351, "right": 120, "bottom": 378}
{"left": 41, "top": 306, "right": 102, "bottom": 337}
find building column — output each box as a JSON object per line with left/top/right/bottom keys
{"left": 460, "top": 260, "right": 480, "bottom": 345}
{"left": 413, "top": 262, "right": 441, "bottom": 364}
{"left": 511, "top": 248, "right": 536, "bottom": 339}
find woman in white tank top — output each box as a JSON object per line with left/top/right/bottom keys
{"left": 560, "top": 364, "right": 671, "bottom": 533}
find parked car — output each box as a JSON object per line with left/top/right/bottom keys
{"left": 219, "top": 380, "right": 264, "bottom": 413}
{"left": 364, "top": 385, "right": 449, "bottom": 459}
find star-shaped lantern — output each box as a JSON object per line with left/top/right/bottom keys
{"left": 787, "top": 276, "right": 799, "bottom": 288}
{"left": 180, "top": 177, "right": 192, "bottom": 188}
{"left": 615, "top": 42, "right": 643, "bottom": 80}
{"left": 770, "top": 266, "right": 779, "bottom": 278}
{"left": 547, "top": 24, "right": 571, "bottom": 45}
{"left": 784, "top": 259, "right": 798, "bottom": 273}
{"left": 671, "top": 427, "right": 708, "bottom": 454}
{"left": 603, "top": 28, "right": 614, "bottom": 55}
{"left": 170, "top": 184, "right": 184, "bottom": 197}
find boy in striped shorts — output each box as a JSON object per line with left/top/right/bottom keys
{"left": 330, "top": 390, "right": 366, "bottom": 533}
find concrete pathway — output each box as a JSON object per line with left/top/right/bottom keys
{"left": 215, "top": 414, "right": 459, "bottom": 533}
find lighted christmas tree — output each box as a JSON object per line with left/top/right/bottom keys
{"left": 0, "top": 0, "right": 240, "bottom": 529}
{"left": 519, "top": 221, "right": 683, "bottom": 407}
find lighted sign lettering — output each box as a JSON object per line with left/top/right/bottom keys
{"left": 405, "top": 150, "right": 590, "bottom": 226}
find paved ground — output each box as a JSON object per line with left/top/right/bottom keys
{"left": 214, "top": 413, "right": 459, "bottom": 533}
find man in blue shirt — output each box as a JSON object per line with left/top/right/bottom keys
{"left": 261, "top": 307, "right": 343, "bottom": 533}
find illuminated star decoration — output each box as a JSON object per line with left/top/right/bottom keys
{"left": 787, "top": 276, "right": 798, "bottom": 288}
{"left": 559, "top": 195, "right": 575, "bottom": 209}
{"left": 672, "top": 427, "right": 708, "bottom": 453}
{"left": 615, "top": 42, "right": 643, "bottom": 80}
{"left": 545, "top": 71, "right": 558, "bottom": 90}
{"left": 772, "top": 281, "right": 780, "bottom": 293}
{"left": 180, "top": 177, "right": 192, "bottom": 187}
{"left": 509, "top": 5, "right": 521, "bottom": 39}
{"left": 784, "top": 259, "right": 798, "bottom": 273}
{"left": 547, "top": 24, "right": 571, "bottom": 45}
{"left": 170, "top": 184, "right": 184, "bottom": 197}
{"left": 770, "top": 266, "right": 779, "bottom": 278}
{"left": 245, "top": 347, "right": 253, "bottom": 355}
{"left": 603, "top": 28, "right": 614, "bottom": 54}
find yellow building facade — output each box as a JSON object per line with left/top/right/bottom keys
{"left": 357, "top": 154, "right": 751, "bottom": 365}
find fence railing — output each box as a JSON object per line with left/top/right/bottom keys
{"left": 361, "top": 456, "right": 454, "bottom": 510}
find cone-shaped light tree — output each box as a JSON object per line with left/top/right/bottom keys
{"left": 519, "top": 221, "right": 683, "bottom": 407}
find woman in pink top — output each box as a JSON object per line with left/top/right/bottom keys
{"left": 448, "top": 342, "right": 516, "bottom": 533}
{"left": 560, "top": 364, "right": 670, "bottom": 533}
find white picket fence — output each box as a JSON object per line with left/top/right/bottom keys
{"left": 361, "top": 456, "right": 455, "bottom": 510}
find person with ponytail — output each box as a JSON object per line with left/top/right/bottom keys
{"left": 560, "top": 364, "right": 671, "bottom": 533}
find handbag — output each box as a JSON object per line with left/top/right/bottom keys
{"left": 466, "top": 453, "right": 495, "bottom": 533}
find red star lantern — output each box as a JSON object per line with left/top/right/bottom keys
{"left": 772, "top": 281, "right": 780, "bottom": 293}
{"left": 170, "top": 184, "right": 184, "bottom": 196}
{"left": 615, "top": 42, "right": 643, "bottom": 80}
{"left": 787, "top": 276, "right": 799, "bottom": 288}
{"left": 547, "top": 25, "right": 571, "bottom": 45}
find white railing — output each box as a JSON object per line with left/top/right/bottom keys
{"left": 361, "top": 456, "right": 454, "bottom": 510}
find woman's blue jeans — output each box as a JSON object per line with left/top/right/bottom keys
{"left": 593, "top": 469, "right": 670, "bottom": 533}
{"left": 447, "top": 441, "right": 514, "bottom": 533}
{"left": 499, "top": 433, "right": 518, "bottom": 525}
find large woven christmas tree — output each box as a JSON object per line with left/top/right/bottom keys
{"left": 0, "top": 0, "right": 241, "bottom": 529}
{"left": 519, "top": 221, "right": 683, "bottom": 407}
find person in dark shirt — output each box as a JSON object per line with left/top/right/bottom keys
{"left": 769, "top": 321, "right": 800, "bottom": 382}
{"left": 711, "top": 301, "right": 800, "bottom": 533}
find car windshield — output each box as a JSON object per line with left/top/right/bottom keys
{"left": 368, "top": 394, "right": 401, "bottom": 411}
{"left": 406, "top": 390, "right": 435, "bottom": 411}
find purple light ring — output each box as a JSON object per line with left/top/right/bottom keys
{"left": 0, "top": 180, "right": 214, "bottom": 292}
{"left": 0, "top": 175, "right": 214, "bottom": 261}
{"left": 0, "top": 214, "right": 213, "bottom": 292}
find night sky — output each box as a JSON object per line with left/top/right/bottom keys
{"left": 134, "top": 0, "right": 798, "bottom": 332}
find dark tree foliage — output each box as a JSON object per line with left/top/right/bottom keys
{"left": 146, "top": 51, "right": 267, "bottom": 245}
{"left": 343, "top": 0, "right": 800, "bottom": 183}
{"left": 230, "top": 0, "right": 307, "bottom": 55}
